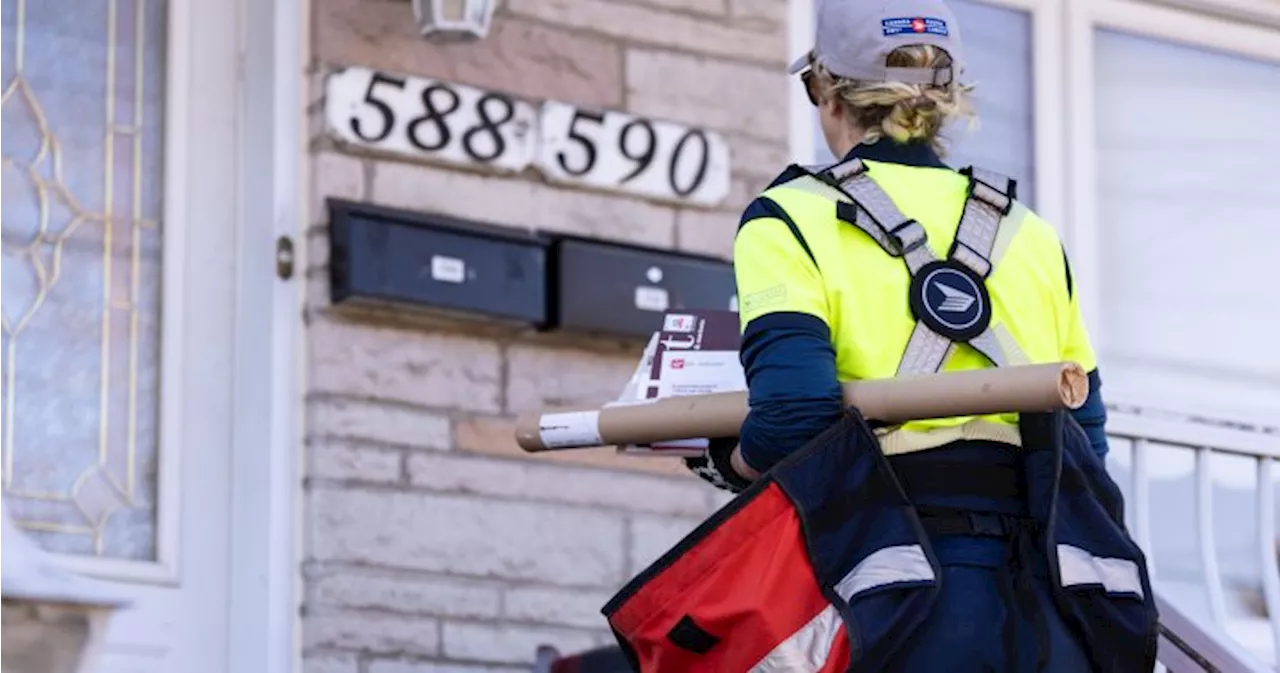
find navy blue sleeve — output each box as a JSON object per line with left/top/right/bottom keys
{"left": 1070, "top": 369, "right": 1110, "bottom": 460}
{"left": 736, "top": 312, "right": 845, "bottom": 474}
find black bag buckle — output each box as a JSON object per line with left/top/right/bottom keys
{"left": 966, "top": 512, "right": 1011, "bottom": 538}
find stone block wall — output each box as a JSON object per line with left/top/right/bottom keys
{"left": 302, "top": 0, "right": 790, "bottom": 670}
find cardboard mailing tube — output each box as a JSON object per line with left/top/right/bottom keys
{"left": 514, "top": 362, "right": 1088, "bottom": 453}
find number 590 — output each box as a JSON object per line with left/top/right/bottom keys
{"left": 536, "top": 102, "right": 729, "bottom": 205}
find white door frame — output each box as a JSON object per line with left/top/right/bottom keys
{"left": 226, "top": 0, "right": 307, "bottom": 669}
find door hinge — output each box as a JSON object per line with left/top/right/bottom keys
{"left": 276, "top": 236, "right": 295, "bottom": 280}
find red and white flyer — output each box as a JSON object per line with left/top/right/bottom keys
{"left": 616, "top": 309, "right": 746, "bottom": 457}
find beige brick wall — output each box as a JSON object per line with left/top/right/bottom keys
{"left": 303, "top": 0, "right": 787, "bottom": 670}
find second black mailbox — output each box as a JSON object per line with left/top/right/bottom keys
{"left": 549, "top": 236, "right": 737, "bottom": 339}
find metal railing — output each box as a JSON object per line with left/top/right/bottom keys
{"left": 1106, "top": 407, "right": 1280, "bottom": 671}
{"left": 1157, "top": 591, "right": 1275, "bottom": 672}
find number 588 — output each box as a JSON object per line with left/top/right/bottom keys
{"left": 336, "top": 69, "right": 537, "bottom": 172}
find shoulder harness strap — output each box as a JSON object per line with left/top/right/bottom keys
{"left": 802, "top": 158, "right": 1030, "bottom": 376}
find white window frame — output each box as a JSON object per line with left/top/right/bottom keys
{"left": 40, "top": 0, "right": 307, "bottom": 669}
{"left": 43, "top": 0, "right": 193, "bottom": 586}
{"left": 1064, "top": 0, "right": 1280, "bottom": 415}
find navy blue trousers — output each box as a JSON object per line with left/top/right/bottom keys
{"left": 885, "top": 535, "right": 1092, "bottom": 672}
{"left": 884, "top": 444, "right": 1092, "bottom": 673}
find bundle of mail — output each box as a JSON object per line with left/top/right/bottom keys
{"left": 609, "top": 309, "right": 747, "bottom": 457}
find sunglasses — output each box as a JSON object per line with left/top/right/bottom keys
{"left": 801, "top": 69, "right": 820, "bottom": 106}
{"left": 799, "top": 51, "right": 821, "bottom": 106}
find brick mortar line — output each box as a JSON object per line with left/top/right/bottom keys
{"left": 304, "top": 390, "right": 500, "bottom": 415}
{"left": 360, "top": 155, "right": 376, "bottom": 200}
{"left": 621, "top": 515, "right": 636, "bottom": 578}
{"left": 313, "top": 158, "right": 776, "bottom": 221}
{"left": 307, "top": 305, "right": 592, "bottom": 343}
{"left": 297, "top": 652, "right": 363, "bottom": 672}
{"left": 308, "top": 478, "right": 711, "bottom": 514}
{"left": 309, "top": 317, "right": 642, "bottom": 353}
{"left": 305, "top": 603, "right": 613, "bottom": 632}
{"left": 304, "top": 606, "right": 614, "bottom": 634}
{"left": 306, "top": 430, "right": 702, "bottom": 483}
{"left": 303, "top": 560, "right": 628, "bottom": 594}
{"left": 434, "top": 621, "right": 446, "bottom": 662}
{"left": 306, "top": 435, "right": 445, "bottom": 453}
{"left": 300, "top": 647, "right": 439, "bottom": 661}
{"left": 303, "top": 194, "right": 752, "bottom": 244}
{"left": 498, "top": 341, "right": 512, "bottom": 416}
{"left": 502, "top": 12, "right": 788, "bottom": 68}
{"left": 302, "top": 562, "right": 627, "bottom": 598}
{"left": 305, "top": 604, "right": 443, "bottom": 621}
{"left": 303, "top": 392, "right": 498, "bottom": 423}
{"left": 398, "top": 450, "right": 411, "bottom": 486}
{"left": 596, "top": 0, "right": 732, "bottom": 22}
{"left": 361, "top": 655, "right": 596, "bottom": 673}
{"left": 309, "top": 304, "right": 556, "bottom": 346}
{"left": 306, "top": 477, "right": 711, "bottom": 518}
{"left": 298, "top": 557, "right": 618, "bottom": 592}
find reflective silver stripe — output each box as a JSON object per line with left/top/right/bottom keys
{"left": 825, "top": 157, "right": 867, "bottom": 183}
{"left": 780, "top": 174, "right": 855, "bottom": 203}
{"left": 839, "top": 173, "right": 940, "bottom": 273}
{"left": 842, "top": 173, "right": 910, "bottom": 232}
{"left": 967, "top": 324, "right": 1030, "bottom": 368}
{"left": 988, "top": 202, "right": 1029, "bottom": 267}
{"left": 968, "top": 167, "right": 1014, "bottom": 208}
{"left": 748, "top": 545, "right": 940, "bottom": 671}
{"left": 950, "top": 242, "right": 991, "bottom": 277}
{"left": 904, "top": 324, "right": 1028, "bottom": 376}
{"left": 952, "top": 169, "right": 1014, "bottom": 278}
{"left": 991, "top": 324, "right": 1030, "bottom": 365}
{"left": 838, "top": 200, "right": 901, "bottom": 256}
{"left": 968, "top": 328, "right": 1012, "bottom": 367}
{"left": 897, "top": 324, "right": 954, "bottom": 376}
{"left": 1057, "top": 544, "right": 1145, "bottom": 597}
{"left": 747, "top": 605, "right": 843, "bottom": 673}
{"left": 812, "top": 161, "right": 1027, "bottom": 376}
{"left": 834, "top": 544, "right": 936, "bottom": 600}
{"left": 896, "top": 222, "right": 935, "bottom": 275}
{"left": 896, "top": 168, "right": 1017, "bottom": 374}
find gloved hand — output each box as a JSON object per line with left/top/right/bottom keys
{"left": 683, "top": 437, "right": 753, "bottom": 494}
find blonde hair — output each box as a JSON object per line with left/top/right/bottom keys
{"left": 813, "top": 45, "right": 975, "bottom": 157}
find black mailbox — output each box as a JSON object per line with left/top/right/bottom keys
{"left": 328, "top": 199, "right": 548, "bottom": 325}
{"left": 549, "top": 236, "right": 737, "bottom": 338}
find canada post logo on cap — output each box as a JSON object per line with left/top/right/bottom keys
{"left": 882, "top": 17, "right": 949, "bottom": 36}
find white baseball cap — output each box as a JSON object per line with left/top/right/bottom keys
{"left": 789, "top": 0, "right": 966, "bottom": 86}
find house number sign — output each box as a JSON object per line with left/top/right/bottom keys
{"left": 325, "top": 66, "right": 731, "bottom": 207}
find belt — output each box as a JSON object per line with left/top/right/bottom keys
{"left": 890, "top": 460, "right": 1022, "bottom": 499}
{"left": 916, "top": 506, "right": 1051, "bottom": 673}
{"left": 916, "top": 507, "right": 1033, "bottom": 538}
